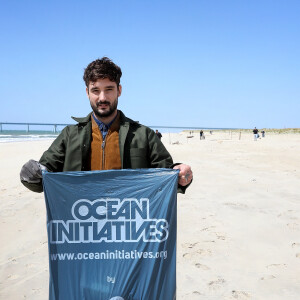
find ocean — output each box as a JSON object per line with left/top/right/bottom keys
{"left": 0, "top": 127, "right": 217, "bottom": 143}
{"left": 0, "top": 130, "right": 59, "bottom": 143}
{"left": 0, "top": 126, "right": 187, "bottom": 143}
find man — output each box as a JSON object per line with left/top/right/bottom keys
{"left": 253, "top": 127, "right": 259, "bottom": 141}
{"left": 155, "top": 129, "right": 162, "bottom": 140}
{"left": 20, "top": 57, "right": 193, "bottom": 193}
{"left": 200, "top": 130, "right": 205, "bottom": 140}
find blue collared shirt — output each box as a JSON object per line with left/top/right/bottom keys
{"left": 92, "top": 113, "right": 117, "bottom": 140}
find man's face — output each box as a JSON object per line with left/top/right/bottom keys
{"left": 86, "top": 78, "right": 122, "bottom": 119}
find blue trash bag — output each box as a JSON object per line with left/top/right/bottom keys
{"left": 42, "top": 169, "right": 178, "bottom": 300}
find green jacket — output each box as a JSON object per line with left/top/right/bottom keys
{"left": 22, "top": 111, "right": 188, "bottom": 193}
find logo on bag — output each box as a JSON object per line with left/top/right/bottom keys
{"left": 49, "top": 198, "right": 169, "bottom": 244}
{"left": 107, "top": 276, "right": 115, "bottom": 284}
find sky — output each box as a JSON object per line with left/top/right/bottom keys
{"left": 0, "top": 0, "right": 299, "bottom": 129}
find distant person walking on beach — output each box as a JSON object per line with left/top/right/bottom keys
{"left": 200, "top": 130, "right": 205, "bottom": 140}
{"left": 253, "top": 127, "right": 259, "bottom": 141}
{"left": 155, "top": 129, "right": 162, "bottom": 140}
{"left": 20, "top": 57, "right": 193, "bottom": 193}
{"left": 261, "top": 130, "right": 265, "bottom": 138}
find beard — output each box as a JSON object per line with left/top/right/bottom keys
{"left": 91, "top": 97, "right": 118, "bottom": 118}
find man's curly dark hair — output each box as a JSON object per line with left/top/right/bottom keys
{"left": 83, "top": 57, "right": 122, "bottom": 88}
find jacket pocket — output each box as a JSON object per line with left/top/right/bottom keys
{"left": 129, "top": 148, "right": 148, "bottom": 168}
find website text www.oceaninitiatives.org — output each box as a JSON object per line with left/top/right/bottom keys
{"left": 50, "top": 250, "right": 168, "bottom": 261}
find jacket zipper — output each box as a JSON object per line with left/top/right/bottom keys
{"left": 102, "top": 139, "right": 106, "bottom": 169}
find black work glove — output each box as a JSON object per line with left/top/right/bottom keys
{"left": 20, "top": 159, "right": 47, "bottom": 183}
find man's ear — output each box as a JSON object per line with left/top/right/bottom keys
{"left": 118, "top": 84, "right": 122, "bottom": 97}
{"left": 86, "top": 87, "right": 89, "bottom": 96}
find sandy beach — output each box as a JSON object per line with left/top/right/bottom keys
{"left": 1, "top": 131, "right": 300, "bottom": 299}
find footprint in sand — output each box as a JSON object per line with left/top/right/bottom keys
{"left": 287, "top": 223, "right": 300, "bottom": 230}
{"left": 266, "top": 263, "right": 287, "bottom": 271}
{"left": 7, "top": 274, "right": 19, "bottom": 280}
{"left": 32, "top": 288, "right": 42, "bottom": 294}
{"left": 192, "top": 291, "right": 202, "bottom": 295}
{"left": 183, "top": 249, "right": 212, "bottom": 259}
{"left": 291, "top": 243, "right": 300, "bottom": 258}
{"left": 231, "top": 290, "right": 251, "bottom": 299}
{"left": 183, "top": 291, "right": 203, "bottom": 299}
{"left": 208, "top": 278, "right": 226, "bottom": 290}
{"left": 182, "top": 242, "right": 200, "bottom": 249}
{"left": 260, "top": 275, "right": 276, "bottom": 280}
{"left": 224, "top": 202, "right": 249, "bottom": 210}
{"left": 203, "top": 240, "right": 216, "bottom": 243}
{"left": 215, "top": 233, "right": 226, "bottom": 240}
{"left": 200, "top": 226, "right": 216, "bottom": 232}
{"left": 195, "top": 263, "right": 210, "bottom": 270}
{"left": 278, "top": 210, "right": 299, "bottom": 221}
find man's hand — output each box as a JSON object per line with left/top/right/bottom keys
{"left": 20, "top": 160, "right": 47, "bottom": 184}
{"left": 173, "top": 164, "right": 193, "bottom": 186}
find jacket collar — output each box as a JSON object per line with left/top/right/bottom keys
{"left": 72, "top": 112, "right": 92, "bottom": 124}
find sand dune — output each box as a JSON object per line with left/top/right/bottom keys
{"left": 0, "top": 131, "right": 299, "bottom": 299}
